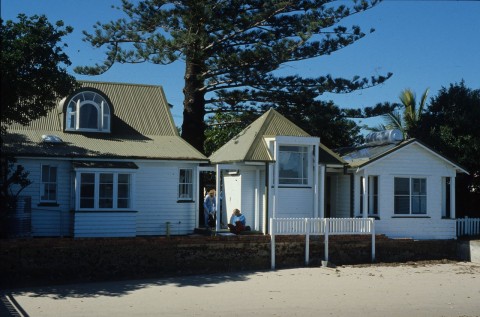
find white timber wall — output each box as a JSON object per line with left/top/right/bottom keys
{"left": 353, "top": 143, "right": 457, "bottom": 239}
{"left": 222, "top": 166, "right": 266, "bottom": 231}
{"left": 276, "top": 187, "right": 314, "bottom": 218}
{"left": 135, "top": 161, "right": 198, "bottom": 236}
{"left": 15, "top": 158, "right": 72, "bottom": 236}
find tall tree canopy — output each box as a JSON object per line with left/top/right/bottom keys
{"left": 0, "top": 14, "right": 78, "bottom": 137}
{"left": 417, "top": 82, "right": 480, "bottom": 216}
{"left": 76, "top": 0, "right": 391, "bottom": 152}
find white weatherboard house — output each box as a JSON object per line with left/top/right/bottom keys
{"left": 210, "top": 109, "right": 467, "bottom": 239}
{"left": 336, "top": 134, "right": 468, "bottom": 239}
{"left": 2, "top": 81, "right": 208, "bottom": 237}
{"left": 209, "top": 108, "right": 346, "bottom": 234}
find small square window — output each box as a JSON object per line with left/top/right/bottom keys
{"left": 178, "top": 169, "right": 193, "bottom": 200}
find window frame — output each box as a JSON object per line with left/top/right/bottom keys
{"left": 40, "top": 164, "right": 58, "bottom": 203}
{"left": 394, "top": 177, "right": 427, "bottom": 215}
{"left": 65, "top": 90, "right": 111, "bottom": 133}
{"left": 178, "top": 168, "right": 194, "bottom": 201}
{"left": 360, "top": 175, "right": 379, "bottom": 216}
{"left": 278, "top": 145, "right": 310, "bottom": 186}
{"left": 75, "top": 170, "right": 134, "bottom": 211}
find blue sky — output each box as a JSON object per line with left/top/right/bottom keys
{"left": 2, "top": 0, "right": 480, "bottom": 129}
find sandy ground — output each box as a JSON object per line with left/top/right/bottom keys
{"left": 4, "top": 261, "right": 480, "bottom": 317}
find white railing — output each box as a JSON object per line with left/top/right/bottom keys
{"left": 457, "top": 217, "right": 480, "bottom": 237}
{"left": 270, "top": 218, "right": 376, "bottom": 269}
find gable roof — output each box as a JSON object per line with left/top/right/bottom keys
{"left": 2, "top": 81, "right": 207, "bottom": 161}
{"left": 340, "top": 138, "right": 468, "bottom": 174}
{"left": 209, "top": 108, "right": 346, "bottom": 166}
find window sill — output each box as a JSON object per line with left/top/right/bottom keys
{"left": 274, "top": 186, "right": 312, "bottom": 189}
{"left": 74, "top": 210, "right": 138, "bottom": 213}
{"left": 391, "top": 216, "right": 431, "bottom": 219}
{"left": 355, "top": 215, "right": 380, "bottom": 220}
{"left": 38, "top": 202, "right": 59, "bottom": 207}
{"left": 177, "top": 200, "right": 194, "bottom": 203}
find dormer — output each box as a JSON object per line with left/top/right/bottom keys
{"left": 62, "top": 88, "right": 113, "bottom": 133}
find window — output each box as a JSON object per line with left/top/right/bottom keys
{"left": 41, "top": 165, "right": 57, "bottom": 202}
{"left": 78, "top": 172, "right": 132, "bottom": 210}
{"left": 278, "top": 145, "right": 309, "bottom": 185}
{"left": 394, "top": 177, "right": 427, "bottom": 215}
{"left": 66, "top": 90, "right": 111, "bottom": 132}
{"left": 178, "top": 169, "right": 193, "bottom": 200}
{"left": 360, "top": 176, "right": 378, "bottom": 216}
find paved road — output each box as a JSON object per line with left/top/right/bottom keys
{"left": 3, "top": 262, "right": 480, "bottom": 317}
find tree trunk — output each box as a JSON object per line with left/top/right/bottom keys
{"left": 181, "top": 57, "right": 206, "bottom": 153}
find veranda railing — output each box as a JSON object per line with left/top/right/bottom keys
{"left": 270, "top": 217, "right": 375, "bottom": 269}
{"left": 457, "top": 217, "right": 480, "bottom": 237}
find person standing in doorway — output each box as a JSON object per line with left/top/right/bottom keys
{"left": 203, "top": 189, "right": 216, "bottom": 228}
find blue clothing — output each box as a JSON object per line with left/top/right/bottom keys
{"left": 203, "top": 195, "right": 216, "bottom": 213}
{"left": 203, "top": 194, "right": 216, "bottom": 227}
{"left": 230, "top": 214, "right": 246, "bottom": 226}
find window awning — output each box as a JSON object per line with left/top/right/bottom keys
{"left": 72, "top": 161, "right": 139, "bottom": 169}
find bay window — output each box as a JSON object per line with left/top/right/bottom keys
{"left": 78, "top": 172, "right": 132, "bottom": 210}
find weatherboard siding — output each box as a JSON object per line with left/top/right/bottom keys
{"left": 276, "top": 187, "right": 314, "bottom": 218}
{"left": 74, "top": 212, "right": 137, "bottom": 237}
{"left": 135, "top": 161, "right": 197, "bottom": 236}
{"left": 15, "top": 158, "right": 72, "bottom": 236}
{"left": 353, "top": 143, "right": 458, "bottom": 239}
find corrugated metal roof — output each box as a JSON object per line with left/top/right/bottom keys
{"left": 210, "top": 108, "right": 324, "bottom": 164}
{"left": 340, "top": 139, "right": 468, "bottom": 173}
{"left": 3, "top": 81, "right": 207, "bottom": 161}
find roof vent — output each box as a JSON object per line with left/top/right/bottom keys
{"left": 42, "top": 134, "right": 63, "bottom": 144}
{"left": 364, "top": 129, "right": 403, "bottom": 146}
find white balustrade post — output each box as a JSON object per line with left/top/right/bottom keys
{"left": 324, "top": 218, "right": 329, "bottom": 263}
{"left": 305, "top": 218, "right": 310, "bottom": 266}
{"left": 270, "top": 218, "right": 275, "bottom": 270}
{"left": 371, "top": 218, "right": 376, "bottom": 262}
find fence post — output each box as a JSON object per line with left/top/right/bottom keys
{"left": 324, "top": 218, "right": 329, "bottom": 263}
{"left": 305, "top": 218, "right": 310, "bottom": 266}
{"left": 371, "top": 218, "right": 376, "bottom": 262}
{"left": 270, "top": 218, "right": 275, "bottom": 270}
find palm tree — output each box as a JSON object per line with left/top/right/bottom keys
{"left": 400, "top": 88, "right": 429, "bottom": 137}
{"left": 368, "top": 88, "right": 429, "bottom": 139}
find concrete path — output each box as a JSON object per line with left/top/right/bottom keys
{"left": 3, "top": 262, "right": 480, "bottom": 317}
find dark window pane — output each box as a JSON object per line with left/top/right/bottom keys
{"left": 394, "top": 196, "right": 409, "bottom": 214}
{"left": 395, "top": 178, "right": 409, "bottom": 195}
{"left": 79, "top": 103, "right": 98, "bottom": 129}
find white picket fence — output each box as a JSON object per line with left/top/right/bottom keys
{"left": 270, "top": 218, "right": 376, "bottom": 269}
{"left": 457, "top": 217, "right": 480, "bottom": 237}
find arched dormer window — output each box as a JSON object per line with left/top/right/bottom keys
{"left": 65, "top": 90, "right": 111, "bottom": 132}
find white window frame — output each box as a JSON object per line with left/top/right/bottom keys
{"left": 178, "top": 168, "right": 194, "bottom": 200}
{"left": 40, "top": 164, "right": 57, "bottom": 202}
{"left": 75, "top": 170, "right": 134, "bottom": 210}
{"left": 278, "top": 145, "right": 310, "bottom": 186}
{"left": 66, "top": 91, "right": 111, "bottom": 133}
{"left": 360, "top": 175, "right": 379, "bottom": 216}
{"left": 394, "top": 177, "right": 427, "bottom": 215}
